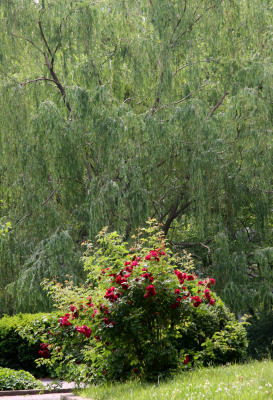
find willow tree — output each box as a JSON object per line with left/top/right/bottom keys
{"left": 0, "top": 0, "right": 272, "bottom": 313}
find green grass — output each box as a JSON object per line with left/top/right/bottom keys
{"left": 79, "top": 360, "right": 273, "bottom": 400}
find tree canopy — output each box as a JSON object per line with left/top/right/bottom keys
{"left": 0, "top": 0, "right": 272, "bottom": 314}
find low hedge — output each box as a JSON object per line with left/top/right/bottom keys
{"left": 0, "top": 313, "right": 56, "bottom": 377}
{"left": 0, "top": 367, "right": 43, "bottom": 391}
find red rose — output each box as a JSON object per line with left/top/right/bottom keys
{"left": 174, "top": 270, "right": 183, "bottom": 280}
{"left": 203, "top": 288, "right": 211, "bottom": 300}
{"left": 144, "top": 284, "right": 157, "bottom": 298}
{"left": 39, "top": 343, "right": 50, "bottom": 358}
{"left": 183, "top": 355, "right": 189, "bottom": 364}
{"left": 59, "top": 313, "right": 71, "bottom": 326}
{"left": 121, "top": 282, "right": 129, "bottom": 290}
{"left": 76, "top": 325, "right": 92, "bottom": 338}
{"left": 105, "top": 286, "right": 119, "bottom": 302}
{"left": 192, "top": 295, "right": 202, "bottom": 307}
{"left": 207, "top": 278, "right": 216, "bottom": 288}
{"left": 171, "top": 296, "right": 182, "bottom": 309}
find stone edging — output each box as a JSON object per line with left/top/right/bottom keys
{"left": 0, "top": 388, "right": 74, "bottom": 397}
{"left": 60, "top": 395, "right": 89, "bottom": 400}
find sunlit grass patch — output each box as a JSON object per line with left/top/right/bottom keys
{"left": 79, "top": 360, "right": 273, "bottom": 400}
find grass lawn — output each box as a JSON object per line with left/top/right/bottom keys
{"left": 79, "top": 360, "right": 273, "bottom": 400}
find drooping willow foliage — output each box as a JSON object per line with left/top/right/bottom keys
{"left": 0, "top": 0, "right": 272, "bottom": 314}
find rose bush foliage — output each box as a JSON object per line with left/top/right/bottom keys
{"left": 30, "top": 221, "right": 248, "bottom": 382}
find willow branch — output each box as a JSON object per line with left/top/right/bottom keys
{"left": 153, "top": 81, "right": 209, "bottom": 113}
{"left": 41, "top": 189, "right": 57, "bottom": 206}
{"left": 19, "top": 77, "right": 55, "bottom": 87}
{"left": 38, "top": 20, "right": 52, "bottom": 57}
{"left": 209, "top": 91, "right": 229, "bottom": 118}
{"left": 200, "top": 242, "right": 211, "bottom": 253}
{"left": 51, "top": 18, "right": 66, "bottom": 68}
{"left": 173, "top": 59, "right": 215, "bottom": 76}
{"left": 11, "top": 33, "right": 43, "bottom": 54}
{"left": 171, "top": 4, "right": 217, "bottom": 48}
{"left": 13, "top": 190, "right": 57, "bottom": 229}
{"left": 38, "top": 20, "right": 72, "bottom": 115}
{"left": 163, "top": 200, "right": 192, "bottom": 235}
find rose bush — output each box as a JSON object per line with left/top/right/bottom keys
{"left": 29, "top": 220, "right": 248, "bottom": 382}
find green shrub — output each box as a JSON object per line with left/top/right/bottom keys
{"left": 0, "top": 313, "right": 55, "bottom": 376}
{"left": 246, "top": 312, "right": 273, "bottom": 360}
{"left": 0, "top": 367, "right": 43, "bottom": 391}
{"left": 27, "top": 221, "right": 248, "bottom": 383}
{"left": 200, "top": 319, "right": 249, "bottom": 364}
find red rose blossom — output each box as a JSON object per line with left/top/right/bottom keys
{"left": 76, "top": 325, "right": 92, "bottom": 338}
{"left": 191, "top": 295, "right": 202, "bottom": 307}
{"left": 207, "top": 278, "right": 216, "bottom": 288}
{"left": 183, "top": 355, "right": 189, "bottom": 364}
{"left": 105, "top": 287, "right": 119, "bottom": 302}
{"left": 38, "top": 343, "right": 50, "bottom": 359}
{"left": 203, "top": 288, "right": 211, "bottom": 300}
{"left": 209, "top": 298, "right": 215, "bottom": 306}
{"left": 144, "top": 284, "right": 157, "bottom": 298}
{"left": 59, "top": 313, "right": 71, "bottom": 326}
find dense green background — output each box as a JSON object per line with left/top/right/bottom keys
{"left": 0, "top": 0, "right": 272, "bottom": 316}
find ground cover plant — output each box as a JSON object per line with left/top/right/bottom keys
{"left": 79, "top": 360, "right": 273, "bottom": 400}
{"left": 28, "top": 221, "right": 247, "bottom": 383}
{"left": 0, "top": 367, "right": 43, "bottom": 391}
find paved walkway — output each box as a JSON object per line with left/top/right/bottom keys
{"left": 0, "top": 393, "right": 72, "bottom": 400}
{"left": 39, "top": 380, "right": 76, "bottom": 391}
{"left": 0, "top": 380, "right": 78, "bottom": 400}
